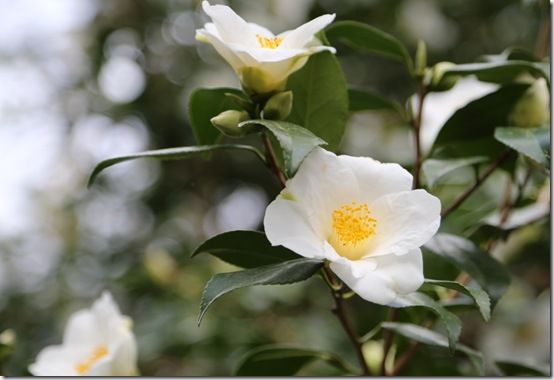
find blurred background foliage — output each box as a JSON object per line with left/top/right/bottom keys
{"left": 0, "top": 0, "right": 549, "bottom": 376}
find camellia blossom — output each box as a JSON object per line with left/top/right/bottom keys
{"left": 196, "top": 1, "right": 336, "bottom": 94}
{"left": 29, "top": 292, "right": 138, "bottom": 376}
{"left": 264, "top": 148, "right": 441, "bottom": 305}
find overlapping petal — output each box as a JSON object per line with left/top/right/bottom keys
{"left": 263, "top": 147, "right": 441, "bottom": 306}
{"left": 330, "top": 249, "right": 424, "bottom": 305}
{"left": 29, "top": 292, "right": 138, "bottom": 376}
{"left": 197, "top": 1, "right": 337, "bottom": 93}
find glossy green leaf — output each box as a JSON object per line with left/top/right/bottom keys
{"left": 285, "top": 51, "right": 348, "bottom": 151}
{"left": 495, "top": 360, "right": 550, "bottom": 376}
{"left": 432, "top": 83, "right": 530, "bottom": 159}
{"left": 424, "top": 233, "right": 511, "bottom": 307}
{"left": 188, "top": 87, "right": 245, "bottom": 145}
{"left": 198, "top": 258, "right": 323, "bottom": 324}
{"left": 88, "top": 144, "right": 265, "bottom": 187}
{"left": 326, "top": 21, "right": 413, "bottom": 71}
{"left": 191, "top": 230, "right": 300, "bottom": 268}
{"left": 443, "top": 61, "right": 550, "bottom": 86}
{"left": 348, "top": 88, "right": 405, "bottom": 117}
{"left": 381, "top": 322, "right": 484, "bottom": 375}
{"left": 422, "top": 157, "right": 489, "bottom": 188}
{"left": 494, "top": 126, "right": 550, "bottom": 166}
{"left": 240, "top": 119, "right": 326, "bottom": 177}
{"left": 393, "top": 292, "right": 462, "bottom": 352}
{"left": 235, "top": 346, "right": 354, "bottom": 376}
{"left": 424, "top": 279, "right": 491, "bottom": 321}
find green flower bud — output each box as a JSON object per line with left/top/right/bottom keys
{"left": 210, "top": 110, "right": 250, "bottom": 137}
{"left": 262, "top": 91, "right": 293, "bottom": 120}
{"left": 508, "top": 78, "right": 550, "bottom": 128}
{"left": 426, "top": 62, "right": 459, "bottom": 92}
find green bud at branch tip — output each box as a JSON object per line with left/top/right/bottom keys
{"left": 210, "top": 110, "right": 251, "bottom": 137}
{"left": 262, "top": 91, "right": 294, "bottom": 120}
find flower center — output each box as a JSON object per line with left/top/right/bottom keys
{"left": 330, "top": 202, "right": 377, "bottom": 260}
{"left": 75, "top": 345, "right": 109, "bottom": 375}
{"left": 256, "top": 34, "right": 282, "bottom": 49}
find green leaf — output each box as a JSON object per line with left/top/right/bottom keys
{"left": 422, "top": 157, "right": 489, "bottom": 188}
{"left": 423, "top": 233, "right": 511, "bottom": 308}
{"left": 198, "top": 258, "right": 323, "bottom": 324}
{"left": 235, "top": 346, "right": 354, "bottom": 376}
{"left": 326, "top": 21, "right": 413, "bottom": 72}
{"left": 240, "top": 119, "right": 326, "bottom": 177}
{"left": 285, "top": 51, "right": 348, "bottom": 151}
{"left": 88, "top": 144, "right": 265, "bottom": 187}
{"left": 495, "top": 360, "right": 550, "bottom": 376}
{"left": 392, "top": 292, "right": 462, "bottom": 352}
{"left": 424, "top": 279, "right": 491, "bottom": 321}
{"left": 381, "top": 322, "right": 484, "bottom": 376}
{"left": 494, "top": 126, "right": 550, "bottom": 166}
{"left": 443, "top": 61, "right": 550, "bottom": 86}
{"left": 432, "top": 83, "right": 531, "bottom": 159}
{"left": 191, "top": 230, "right": 300, "bottom": 268}
{"left": 348, "top": 88, "right": 405, "bottom": 117}
{"left": 188, "top": 87, "right": 245, "bottom": 145}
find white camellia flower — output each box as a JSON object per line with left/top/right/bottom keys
{"left": 29, "top": 292, "right": 138, "bottom": 376}
{"left": 264, "top": 148, "right": 441, "bottom": 305}
{"left": 196, "top": 1, "right": 336, "bottom": 94}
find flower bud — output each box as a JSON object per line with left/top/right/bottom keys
{"left": 210, "top": 110, "right": 250, "bottom": 137}
{"left": 508, "top": 77, "right": 550, "bottom": 128}
{"left": 426, "top": 62, "right": 459, "bottom": 91}
{"left": 262, "top": 91, "right": 293, "bottom": 120}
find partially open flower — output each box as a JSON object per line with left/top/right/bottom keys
{"left": 196, "top": 1, "right": 336, "bottom": 95}
{"left": 264, "top": 148, "right": 441, "bottom": 305}
{"left": 29, "top": 292, "right": 138, "bottom": 376}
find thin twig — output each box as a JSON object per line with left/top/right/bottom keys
{"left": 411, "top": 84, "right": 427, "bottom": 189}
{"left": 324, "top": 267, "right": 371, "bottom": 376}
{"left": 442, "top": 150, "right": 512, "bottom": 220}
{"left": 262, "top": 132, "right": 287, "bottom": 188}
{"left": 380, "top": 309, "right": 397, "bottom": 376}
{"left": 535, "top": 0, "right": 550, "bottom": 59}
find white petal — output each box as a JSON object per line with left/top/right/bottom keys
{"left": 279, "top": 14, "right": 336, "bottom": 49}
{"left": 337, "top": 155, "right": 413, "bottom": 203}
{"left": 110, "top": 320, "right": 139, "bottom": 376}
{"left": 85, "top": 356, "right": 113, "bottom": 376}
{"left": 196, "top": 28, "right": 245, "bottom": 71}
{"left": 330, "top": 249, "right": 423, "bottom": 305}
{"left": 264, "top": 196, "right": 327, "bottom": 259}
{"left": 201, "top": 1, "right": 257, "bottom": 46}
{"left": 28, "top": 345, "right": 85, "bottom": 376}
{"left": 368, "top": 190, "right": 441, "bottom": 257}
{"left": 285, "top": 147, "right": 359, "bottom": 236}
{"left": 63, "top": 309, "right": 103, "bottom": 347}
{"left": 330, "top": 260, "right": 397, "bottom": 305}
{"left": 248, "top": 22, "right": 275, "bottom": 37}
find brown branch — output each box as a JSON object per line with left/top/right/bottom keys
{"left": 324, "top": 267, "right": 371, "bottom": 376}
{"left": 442, "top": 150, "right": 512, "bottom": 220}
{"left": 535, "top": 0, "right": 550, "bottom": 59}
{"left": 411, "top": 84, "right": 427, "bottom": 189}
{"left": 262, "top": 132, "right": 287, "bottom": 188}
{"left": 380, "top": 309, "right": 398, "bottom": 376}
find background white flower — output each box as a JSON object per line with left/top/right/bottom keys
{"left": 264, "top": 147, "right": 441, "bottom": 305}
{"left": 29, "top": 292, "right": 138, "bottom": 376}
{"left": 196, "top": 1, "right": 335, "bottom": 94}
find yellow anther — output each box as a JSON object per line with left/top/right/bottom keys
{"left": 256, "top": 34, "right": 283, "bottom": 49}
{"left": 329, "top": 202, "right": 377, "bottom": 260}
{"left": 75, "top": 345, "right": 109, "bottom": 375}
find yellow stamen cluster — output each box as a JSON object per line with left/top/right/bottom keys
{"left": 75, "top": 345, "right": 109, "bottom": 375}
{"left": 256, "top": 34, "right": 282, "bottom": 49}
{"left": 332, "top": 202, "right": 377, "bottom": 247}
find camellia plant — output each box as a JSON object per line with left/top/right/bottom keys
{"left": 82, "top": 1, "right": 550, "bottom": 376}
